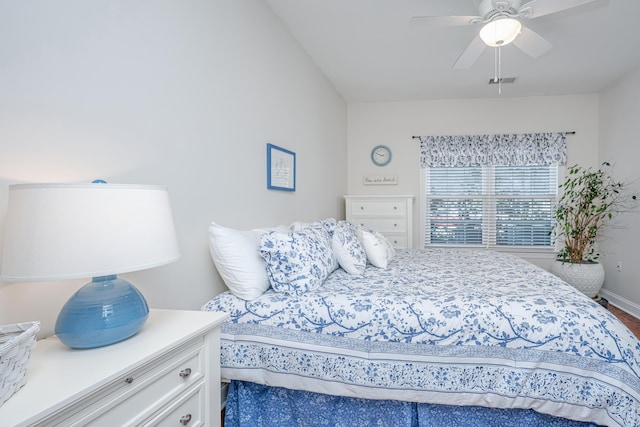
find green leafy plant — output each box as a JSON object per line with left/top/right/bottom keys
{"left": 553, "top": 162, "right": 637, "bottom": 264}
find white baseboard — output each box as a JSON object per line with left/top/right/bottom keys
{"left": 599, "top": 289, "right": 640, "bottom": 319}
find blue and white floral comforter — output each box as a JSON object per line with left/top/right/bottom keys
{"left": 203, "top": 249, "right": 640, "bottom": 427}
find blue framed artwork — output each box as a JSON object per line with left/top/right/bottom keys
{"left": 267, "top": 143, "right": 296, "bottom": 191}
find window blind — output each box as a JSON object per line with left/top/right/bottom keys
{"left": 425, "top": 165, "right": 557, "bottom": 248}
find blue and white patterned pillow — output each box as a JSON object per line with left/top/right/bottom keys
{"left": 289, "top": 218, "right": 339, "bottom": 271}
{"left": 260, "top": 227, "right": 336, "bottom": 296}
{"left": 332, "top": 221, "right": 366, "bottom": 275}
{"left": 317, "top": 218, "right": 337, "bottom": 237}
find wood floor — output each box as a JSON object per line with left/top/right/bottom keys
{"left": 609, "top": 304, "right": 640, "bottom": 338}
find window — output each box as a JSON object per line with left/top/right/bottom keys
{"left": 425, "top": 165, "right": 558, "bottom": 248}
{"left": 418, "top": 132, "right": 567, "bottom": 249}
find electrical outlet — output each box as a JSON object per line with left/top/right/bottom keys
{"left": 616, "top": 261, "right": 623, "bottom": 272}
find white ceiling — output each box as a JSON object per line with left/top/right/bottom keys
{"left": 265, "top": 0, "right": 640, "bottom": 102}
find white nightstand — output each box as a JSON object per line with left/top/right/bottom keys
{"left": 0, "top": 309, "right": 228, "bottom": 426}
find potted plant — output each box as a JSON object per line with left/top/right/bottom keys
{"left": 551, "top": 162, "right": 637, "bottom": 297}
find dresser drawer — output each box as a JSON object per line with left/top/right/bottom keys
{"left": 353, "top": 218, "right": 407, "bottom": 234}
{"left": 50, "top": 339, "right": 204, "bottom": 426}
{"left": 383, "top": 234, "right": 408, "bottom": 249}
{"left": 350, "top": 200, "right": 407, "bottom": 217}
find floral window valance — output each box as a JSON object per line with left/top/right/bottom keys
{"left": 418, "top": 132, "right": 567, "bottom": 167}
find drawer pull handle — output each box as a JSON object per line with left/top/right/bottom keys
{"left": 394, "top": 206, "right": 398, "bottom": 210}
{"left": 124, "top": 377, "right": 134, "bottom": 384}
{"left": 179, "top": 368, "right": 192, "bottom": 379}
{"left": 394, "top": 223, "right": 398, "bottom": 227}
{"left": 179, "top": 414, "right": 192, "bottom": 425}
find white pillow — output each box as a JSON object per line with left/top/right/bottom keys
{"left": 289, "top": 220, "right": 312, "bottom": 232}
{"left": 260, "top": 227, "right": 336, "bottom": 296}
{"left": 373, "top": 230, "right": 396, "bottom": 262}
{"left": 208, "top": 222, "right": 288, "bottom": 300}
{"left": 356, "top": 227, "right": 390, "bottom": 268}
{"left": 332, "top": 221, "right": 366, "bottom": 275}
{"left": 290, "top": 218, "right": 337, "bottom": 236}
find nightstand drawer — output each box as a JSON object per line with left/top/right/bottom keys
{"left": 97, "top": 343, "right": 203, "bottom": 426}
{"left": 52, "top": 338, "right": 204, "bottom": 426}
{"left": 147, "top": 383, "right": 205, "bottom": 427}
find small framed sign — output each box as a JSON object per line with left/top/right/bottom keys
{"left": 363, "top": 175, "right": 399, "bottom": 185}
{"left": 267, "top": 143, "right": 296, "bottom": 191}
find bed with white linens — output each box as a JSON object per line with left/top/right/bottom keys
{"left": 203, "top": 219, "right": 640, "bottom": 427}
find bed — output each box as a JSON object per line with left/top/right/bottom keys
{"left": 202, "top": 220, "right": 640, "bottom": 427}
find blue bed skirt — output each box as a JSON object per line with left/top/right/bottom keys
{"left": 224, "top": 380, "right": 599, "bottom": 427}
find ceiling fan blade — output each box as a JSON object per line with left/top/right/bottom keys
{"left": 519, "top": 0, "right": 600, "bottom": 19}
{"left": 513, "top": 25, "right": 552, "bottom": 58}
{"left": 453, "top": 35, "right": 487, "bottom": 69}
{"left": 409, "top": 15, "right": 482, "bottom": 28}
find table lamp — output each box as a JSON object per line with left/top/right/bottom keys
{"left": 0, "top": 182, "right": 180, "bottom": 349}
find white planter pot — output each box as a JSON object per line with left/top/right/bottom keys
{"left": 551, "top": 260, "right": 605, "bottom": 298}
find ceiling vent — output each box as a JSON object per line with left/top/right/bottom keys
{"left": 489, "top": 77, "right": 517, "bottom": 84}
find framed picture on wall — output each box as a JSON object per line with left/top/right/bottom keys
{"left": 267, "top": 143, "right": 296, "bottom": 191}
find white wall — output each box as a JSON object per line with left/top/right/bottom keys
{"left": 0, "top": 0, "right": 347, "bottom": 337}
{"left": 598, "top": 67, "right": 640, "bottom": 314}
{"left": 347, "top": 95, "right": 600, "bottom": 269}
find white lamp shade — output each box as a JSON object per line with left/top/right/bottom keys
{"left": 1, "top": 183, "right": 181, "bottom": 281}
{"left": 479, "top": 18, "right": 522, "bottom": 47}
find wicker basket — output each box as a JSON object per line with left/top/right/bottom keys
{"left": 0, "top": 321, "right": 40, "bottom": 407}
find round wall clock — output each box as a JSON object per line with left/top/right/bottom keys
{"left": 371, "top": 145, "right": 392, "bottom": 166}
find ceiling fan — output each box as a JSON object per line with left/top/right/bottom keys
{"left": 411, "top": 0, "right": 606, "bottom": 69}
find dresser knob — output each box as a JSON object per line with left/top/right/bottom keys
{"left": 179, "top": 368, "right": 192, "bottom": 379}
{"left": 393, "top": 206, "right": 398, "bottom": 210}
{"left": 360, "top": 206, "right": 364, "bottom": 210}
{"left": 124, "top": 377, "right": 134, "bottom": 384}
{"left": 179, "top": 414, "right": 192, "bottom": 425}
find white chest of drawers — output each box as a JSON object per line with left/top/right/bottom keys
{"left": 0, "top": 309, "right": 228, "bottom": 427}
{"left": 345, "top": 195, "right": 414, "bottom": 249}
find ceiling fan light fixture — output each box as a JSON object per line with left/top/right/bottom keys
{"left": 479, "top": 18, "right": 522, "bottom": 47}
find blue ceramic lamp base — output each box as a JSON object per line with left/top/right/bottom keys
{"left": 54, "top": 275, "right": 149, "bottom": 349}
